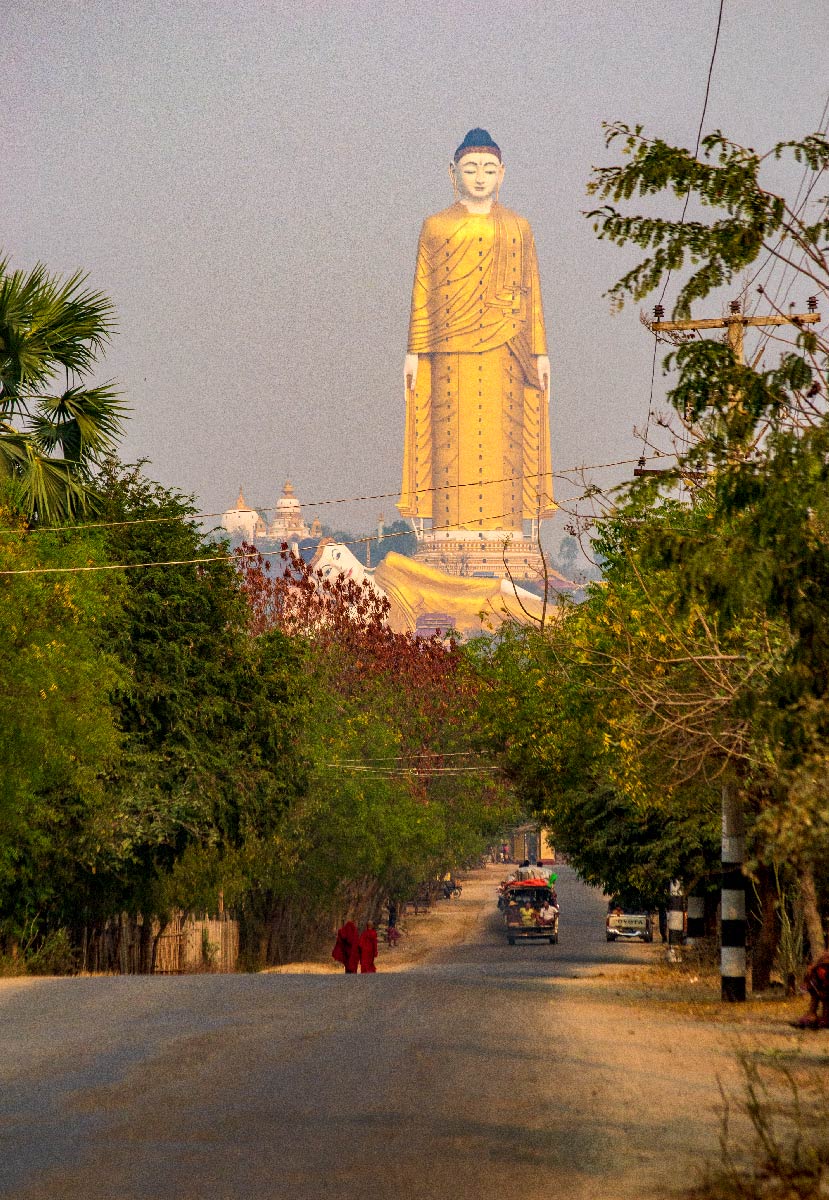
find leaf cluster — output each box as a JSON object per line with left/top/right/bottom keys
{"left": 0, "top": 258, "right": 126, "bottom": 519}
{"left": 586, "top": 125, "right": 829, "bottom": 317}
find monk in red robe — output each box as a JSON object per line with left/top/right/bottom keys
{"left": 794, "top": 950, "right": 829, "bottom": 1028}
{"left": 332, "top": 921, "right": 360, "bottom": 973}
{"left": 358, "top": 923, "right": 378, "bottom": 973}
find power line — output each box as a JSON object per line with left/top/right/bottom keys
{"left": 0, "top": 456, "right": 681, "bottom": 574}
{"left": 664, "top": 0, "right": 725, "bottom": 277}
{"left": 0, "top": 500, "right": 575, "bottom": 577}
{"left": 641, "top": 0, "right": 726, "bottom": 460}
{"left": 743, "top": 90, "right": 829, "bottom": 364}
{"left": 0, "top": 455, "right": 666, "bottom": 542}
{"left": 0, "top": 551, "right": 259, "bottom": 578}
{"left": 315, "top": 763, "right": 502, "bottom": 776}
{"left": 744, "top": 89, "right": 829, "bottom": 312}
{"left": 335, "top": 750, "right": 480, "bottom": 762}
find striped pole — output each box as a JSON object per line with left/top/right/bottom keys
{"left": 686, "top": 895, "right": 706, "bottom": 943}
{"left": 667, "top": 880, "right": 684, "bottom": 959}
{"left": 721, "top": 783, "right": 746, "bottom": 1002}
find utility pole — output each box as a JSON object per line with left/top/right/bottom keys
{"left": 635, "top": 296, "right": 821, "bottom": 477}
{"left": 639, "top": 295, "right": 822, "bottom": 999}
{"left": 648, "top": 295, "right": 821, "bottom": 367}
{"left": 721, "top": 781, "right": 747, "bottom": 1002}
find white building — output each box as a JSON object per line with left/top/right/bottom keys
{"left": 220, "top": 481, "right": 310, "bottom": 543}
{"left": 220, "top": 490, "right": 265, "bottom": 541}
{"left": 267, "top": 480, "right": 309, "bottom": 540}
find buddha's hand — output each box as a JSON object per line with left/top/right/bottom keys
{"left": 404, "top": 353, "right": 419, "bottom": 392}
{"left": 536, "top": 356, "right": 551, "bottom": 392}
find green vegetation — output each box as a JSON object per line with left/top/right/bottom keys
{"left": 5, "top": 120, "right": 828, "bottom": 978}
{"left": 474, "top": 121, "right": 829, "bottom": 983}
{"left": 0, "top": 258, "right": 125, "bottom": 519}
{"left": 1, "top": 446, "right": 512, "bottom": 972}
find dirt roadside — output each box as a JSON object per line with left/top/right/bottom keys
{"left": 268, "top": 864, "right": 829, "bottom": 1197}
{"left": 264, "top": 868, "right": 495, "bottom": 974}
{"left": 3, "top": 866, "right": 827, "bottom": 1199}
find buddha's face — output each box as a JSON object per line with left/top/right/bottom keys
{"left": 451, "top": 152, "right": 504, "bottom": 203}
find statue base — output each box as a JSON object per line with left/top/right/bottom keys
{"left": 412, "top": 529, "right": 547, "bottom": 585}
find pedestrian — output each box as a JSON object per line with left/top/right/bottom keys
{"left": 359, "top": 922, "right": 378, "bottom": 973}
{"left": 386, "top": 900, "right": 400, "bottom": 948}
{"left": 332, "top": 920, "right": 360, "bottom": 973}
{"left": 793, "top": 950, "right": 829, "bottom": 1029}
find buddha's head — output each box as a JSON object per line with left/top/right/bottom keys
{"left": 450, "top": 128, "right": 504, "bottom": 206}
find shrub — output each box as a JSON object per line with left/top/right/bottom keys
{"left": 26, "top": 929, "right": 76, "bottom": 976}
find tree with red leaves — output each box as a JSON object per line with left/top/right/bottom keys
{"left": 227, "top": 542, "right": 517, "bottom": 965}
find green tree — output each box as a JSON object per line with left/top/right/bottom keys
{"left": 0, "top": 258, "right": 125, "bottom": 520}
{"left": 472, "top": 527, "right": 724, "bottom": 912}
{"left": 233, "top": 544, "right": 515, "bottom": 964}
{"left": 372, "top": 519, "right": 418, "bottom": 564}
{"left": 556, "top": 535, "right": 578, "bottom": 579}
{"left": 472, "top": 123, "right": 829, "bottom": 980}
{"left": 585, "top": 121, "right": 829, "bottom": 960}
{"left": 0, "top": 500, "right": 123, "bottom": 956}
{"left": 82, "top": 462, "right": 308, "bottom": 967}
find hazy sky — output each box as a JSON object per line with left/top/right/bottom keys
{"left": 3, "top": 1, "right": 826, "bottom": 549}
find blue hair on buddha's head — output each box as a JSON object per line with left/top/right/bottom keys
{"left": 454, "top": 128, "right": 501, "bottom": 163}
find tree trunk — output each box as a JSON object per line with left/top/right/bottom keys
{"left": 749, "top": 866, "right": 778, "bottom": 992}
{"left": 800, "top": 861, "right": 826, "bottom": 961}
{"left": 150, "top": 920, "right": 166, "bottom": 975}
{"left": 138, "top": 914, "right": 154, "bottom": 974}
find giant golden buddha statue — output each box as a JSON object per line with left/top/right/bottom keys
{"left": 399, "top": 129, "right": 555, "bottom": 552}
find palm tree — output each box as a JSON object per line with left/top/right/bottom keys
{"left": 0, "top": 256, "right": 126, "bottom": 521}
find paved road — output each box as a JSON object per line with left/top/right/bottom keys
{"left": 0, "top": 866, "right": 734, "bottom": 1199}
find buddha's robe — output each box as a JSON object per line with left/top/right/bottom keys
{"left": 399, "top": 202, "right": 554, "bottom": 530}
{"left": 373, "top": 551, "right": 550, "bottom": 636}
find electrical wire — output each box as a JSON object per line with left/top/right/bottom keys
{"left": 744, "top": 89, "right": 829, "bottom": 313}
{"left": 742, "top": 91, "right": 829, "bottom": 366}
{"left": 0, "top": 499, "right": 586, "bottom": 576}
{"left": 0, "top": 451, "right": 684, "bottom": 574}
{"left": 334, "top": 750, "right": 481, "bottom": 762}
{"left": 0, "top": 455, "right": 666, "bottom": 542}
{"left": 315, "top": 763, "right": 502, "bottom": 776}
{"left": 640, "top": 0, "right": 726, "bottom": 462}
{"left": 0, "top": 551, "right": 259, "bottom": 577}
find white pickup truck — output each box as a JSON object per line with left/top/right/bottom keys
{"left": 606, "top": 904, "right": 653, "bottom": 942}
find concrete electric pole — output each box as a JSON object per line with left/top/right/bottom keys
{"left": 641, "top": 294, "right": 822, "bottom": 1000}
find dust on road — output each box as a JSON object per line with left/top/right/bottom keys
{"left": 0, "top": 864, "right": 807, "bottom": 1200}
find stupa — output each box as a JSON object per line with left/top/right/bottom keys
{"left": 220, "top": 481, "right": 311, "bottom": 544}
{"left": 268, "top": 480, "right": 309, "bottom": 540}
{"left": 221, "top": 490, "right": 266, "bottom": 541}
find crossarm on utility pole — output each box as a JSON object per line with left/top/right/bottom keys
{"left": 648, "top": 307, "right": 821, "bottom": 367}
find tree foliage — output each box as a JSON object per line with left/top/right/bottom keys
{"left": 1, "top": 459, "right": 512, "bottom": 971}
{"left": 587, "top": 124, "right": 829, "bottom": 318}
{"left": 0, "top": 259, "right": 126, "bottom": 519}
{"left": 474, "top": 122, "right": 829, "bottom": 968}
{"left": 0, "top": 500, "right": 123, "bottom": 949}
{"left": 230, "top": 543, "right": 515, "bottom": 962}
